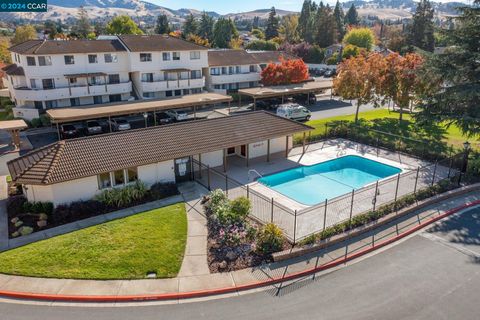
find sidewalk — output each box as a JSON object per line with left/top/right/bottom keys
{"left": 0, "top": 189, "right": 478, "bottom": 303}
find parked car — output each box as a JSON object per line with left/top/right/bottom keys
{"left": 60, "top": 124, "right": 79, "bottom": 139}
{"left": 108, "top": 118, "right": 131, "bottom": 131}
{"left": 276, "top": 103, "right": 311, "bottom": 121}
{"left": 155, "top": 112, "right": 174, "bottom": 125}
{"left": 252, "top": 98, "right": 282, "bottom": 110}
{"left": 293, "top": 94, "right": 317, "bottom": 105}
{"left": 324, "top": 69, "right": 336, "bottom": 77}
{"left": 85, "top": 120, "right": 103, "bottom": 135}
{"left": 166, "top": 109, "right": 189, "bottom": 121}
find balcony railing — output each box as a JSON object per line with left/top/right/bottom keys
{"left": 141, "top": 77, "right": 205, "bottom": 92}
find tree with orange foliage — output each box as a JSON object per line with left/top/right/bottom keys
{"left": 261, "top": 58, "right": 309, "bottom": 86}
{"left": 375, "top": 52, "right": 424, "bottom": 121}
{"left": 334, "top": 52, "right": 382, "bottom": 123}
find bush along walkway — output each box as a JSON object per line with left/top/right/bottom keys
{"left": 0, "top": 186, "right": 478, "bottom": 302}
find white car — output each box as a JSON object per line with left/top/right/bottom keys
{"left": 276, "top": 103, "right": 311, "bottom": 121}
{"left": 166, "top": 110, "right": 189, "bottom": 121}
{"left": 109, "top": 118, "right": 131, "bottom": 131}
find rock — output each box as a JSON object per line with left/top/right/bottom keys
{"left": 38, "top": 213, "right": 48, "bottom": 221}
{"left": 10, "top": 217, "right": 19, "bottom": 224}
{"left": 226, "top": 251, "right": 238, "bottom": 261}
{"left": 219, "top": 260, "right": 227, "bottom": 269}
{"left": 37, "top": 220, "right": 47, "bottom": 228}
{"left": 14, "top": 220, "right": 23, "bottom": 228}
{"left": 11, "top": 231, "right": 19, "bottom": 238}
{"left": 19, "top": 226, "right": 33, "bottom": 236}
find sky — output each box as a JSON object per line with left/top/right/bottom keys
{"left": 149, "top": 0, "right": 470, "bottom": 14}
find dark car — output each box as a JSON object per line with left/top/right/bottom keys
{"left": 324, "top": 69, "right": 336, "bottom": 78}
{"left": 60, "top": 124, "right": 79, "bottom": 139}
{"left": 293, "top": 94, "right": 317, "bottom": 105}
{"left": 155, "top": 112, "right": 174, "bottom": 125}
{"left": 315, "top": 68, "right": 326, "bottom": 76}
{"left": 85, "top": 120, "right": 103, "bottom": 135}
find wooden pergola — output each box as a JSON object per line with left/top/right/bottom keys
{"left": 0, "top": 119, "right": 28, "bottom": 150}
{"left": 237, "top": 80, "right": 333, "bottom": 110}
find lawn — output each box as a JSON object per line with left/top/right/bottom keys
{"left": 0, "top": 203, "right": 187, "bottom": 280}
{"left": 298, "top": 108, "right": 478, "bottom": 150}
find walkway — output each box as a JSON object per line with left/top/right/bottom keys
{"left": 0, "top": 188, "right": 478, "bottom": 302}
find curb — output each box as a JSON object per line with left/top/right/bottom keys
{"left": 0, "top": 200, "right": 479, "bottom": 303}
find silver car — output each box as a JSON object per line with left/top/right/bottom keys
{"left": 109, "top": 118, "right": 131, "bottom": 131}
{"left": 85, "top": 121, "right": 103, "bottom": 135}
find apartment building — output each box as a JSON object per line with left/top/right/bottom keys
{"left": 3, "top": 35, "right": 209, "bottom": 120}
{"left": 206, "top": 49, "right": 296, "bottom": 94}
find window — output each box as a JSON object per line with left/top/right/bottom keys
{"left": 126, "top": 168, "right": 138, "bottom": 183}
{"left": 38, "top": 56, "right": 52, "bottom": 66}
{"left": 64, "top": 55, "right": 75, "bottom": 65}
{"left": 42, "top": 79, "right": 55, "bottom": 90}
{"left": 174, "top": 89, "right": 181, "bottom": 96}
{"left": 190, "top": 51, "right": 200, "bottom": 60}
{"left": 98, "top": 172, "right": 111, "bottom": 189}
{"left": 108, "top": 74, "right": 120, "bottom": 84}
{"left": 93, "top": 96, "right": 103, "bottom": 104}
{"left": 34, "top": 101, "right": 43, "bottom": 110}
{"left": 162, "top": 52, "right": 171, "bottom": 61}
{"left": 140, "top": 53, "right": 152, "bottom": 62}
{"left": 104, "top": 53, "right": 117, "bottom": 63}
{"left": 141, "top": 73, "right": 153, "bottom": 82}
{"left": 236, "top": 66, "right": 241, "bottom": 73}
{"left": 210, "top": 68, "right": 220, "bottom": 75}
{"left": 89, "top": 76, "right": 98, "bottom": 85}
{"left": 172, "top": 52, "right": 180, "bottom": 60}
{"left": 143, "top": 92, "right": 155, "bottom": 98}
{"left": 45, "top": 100, "right": 58, "bottom": 109}
{"left": 191, "top": 88, "right": 202, "bottom": 94}
{"left": 69, "top": 78, "right": 77, "bottom": 85}
{"left": 30, "top": 79, "right": 37, "bottom": 89}
{"left": 190, "top": 70, "right": 201, "bottom": 79}
{"left": 26, "top": 57, "right": 36, "bottom": 66}
{"left": 249, "top": 65, "right": 256, "bottom": 72}
{"left": 214, "top": 84, "right": 221, "bottom": 89}
{"left": 221, "top": 67, "right": 227, "bottom": 74}
{"left": 70, "top": 98, "right": 80, "bottom": 106}
{"left": 88, "top": 54, "right": 98, "bottom": 64}
{"left": 229, "top": 66, "right": 234, "bottom": 74}
{"left": 165, "top": 90, "right": 173, "bottom": 97}
{"left": 183, "top": 89, "right": 189, "bottom": 95}
{"left": 109, "top": 94, "right": 121, "bottom": 102}
{"left": 113, "top": 169, "right": 125, "bottom": 186}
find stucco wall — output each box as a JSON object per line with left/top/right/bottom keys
{"left": 248, "top": 137, "right": 287, "bottom": 159}
{"left": 137, "top": 160, "right": 175, "bottom": 186}
{"left": 193, "top": 150, "right": 224, "bottom": 168}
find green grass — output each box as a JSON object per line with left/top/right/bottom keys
{"left": 0, "top": 204, "right": 187, "bottom": 280}
{"left": 299, "top": 108, "right": 479, "bottom": 150}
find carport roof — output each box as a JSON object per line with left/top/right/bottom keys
{"left": 46, "top": 92, "right": 233, "bottom": 123}
{"left": 238, "top": 80, "right": 333, "bottom": 99}
{"left": 8, "top": 111, "right": 312, "bottom": 185}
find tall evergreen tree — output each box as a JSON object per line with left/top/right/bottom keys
{"left": 182, "top": 14, "right": 198, "bottom": 38}
{"left": 314, "top": 4, "right": 337, "bottom": 47}
{"left": 417, "top": 0, "right": 480, "bottom": 137}
{"left": 265, "top": 7, "right": 279, "bottom": 40}
{"left": 252, "top": 16, "right": 260, "bottom": 30}
{"left": 333, "top": 1, "right": 345, "bottom": 42}
{"left": 298, "top": 0, "right": 312, "bottom": 41}
{"left": 345, "top": 4, "right": 359, "bottom": 26}
{"left": 155, "top": 14, "right": 171, "bottom": 34}
{"left": 73, "top": 6, "right": 92, "bottom": 38}
{"left": 212, "top": 18, "right": 238, "bottom": 48}
{"left": 198, "top": 12, "right": 215, "bottom": 42}
{"left": 407, "top": 0, "right": 435, "bottom": 52}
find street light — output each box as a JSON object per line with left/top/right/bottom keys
{"left": 143, "top": 112, "right": 148, "bottom": 128}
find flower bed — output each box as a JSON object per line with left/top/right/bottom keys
{"left": 7, "top": 182, "right": 179, "bottom": 239}
{"left": 203, "top": 189, "right": 290, "bottom": 273}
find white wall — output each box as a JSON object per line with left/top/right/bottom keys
{"left": 248, "top": 137, "right": 287, "bottom": 159}
{"left": 193, "top": 150, "right": 224, "bottom": 168}
{"left": 137, "top": 160, "right": 175, "bottom": 186}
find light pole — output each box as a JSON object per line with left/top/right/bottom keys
{"left": 462, "top": 141, "right": 471, "bottom": 173}
{"left": 143, "top": 112, "right": 148, "bottom": 128}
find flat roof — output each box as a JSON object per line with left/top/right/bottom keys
{"left": 47, "top": 93, "right": 233, "bottom": 123}
{"left": 238, "top": 80, "right": 333, "bottom": 99}
{"left": 9, "top": 111, "right": 312, "bottom": 185}
{"left": 0, "top": 120, "right": 28, "bottom": 130}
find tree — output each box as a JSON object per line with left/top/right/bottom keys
{"left": 314, "top": 4, "right": 337, "bottom": 48}
{"left": 342, "top": 44, "right": 360, "bottom": 59}
{"left": 416, "top": 0, "right": 480, "bottom": 137}
{"left": 252, "top": 16, "right": 260, "bottom": 30}
{"left": 377, "top": 52, "right": 424, "bottom": 121}
{"left": 155, "top": 14, "right": 171, "bottom": 34}
{"left": 212, "top": 18, "right": 238, "bottom": 48}
{"left": 186, "top": 34, "right": 210, "bottom": 47}
{"left": 306, "top": 45, "right": 325, "bottom": 63}
{"left": 407, "top": 0, "right": 435, "bottom": 52}
{"left": 333, "top": 1, "right": 345, "bottom": 42}
{"left": 345, "top": 4, "right": 359, "bottom": 26}
{"left": 106, "top": 16, "right": 143, "bottom": 35}
{"left": 73, "top": 6, "right": 92, "bottom": 38}
{"left": 182, "top": 14, "right": 198, "bottom": 38}
{"left": 251, "top": 28, "right": 265, "bottom": 40}
{"left": 298, "top": 0, "right": 313, "bottom": 41}
{"left": 265, "top": 7, "right": 279, "bottom": 40}
{"left": 261, "top": 58, "right": 309, "bottom": 86}
{"left": 198, "top": 12, "right": 214, "bottom": 42}
{"left": 11, "top": 25, "right": 36, "bottom": 45}
{"left": 385, "top": 26, "right": 407, "bottom": 53}
{"left": 245, "top": 40, "right": 279, "bottom": 51}
{"left": 0, "top": 40, "right": 11, "bottom": 63}
{"left": 333, "top": 53, "right": 380, "bottom": 122}
{"left": 343, "top": 27, "right": 375, "bottom": 50}
{"left": 44, "top": 20, "right": 57, "bottom": 39}
{"left": 94, "top": 20, "right": 106, "bottom": 36}
{"left": 279, "top": 15, "right": 300, "bottom": 44}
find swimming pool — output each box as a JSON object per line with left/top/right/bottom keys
{"left": 258, "top": 155, "right": 402, "bottom": 205}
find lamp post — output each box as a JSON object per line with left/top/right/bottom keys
{"left": 462, "top": 141, "right": 471, "bottom": 173}
{"left": 143, "top": 112, "right": 148, "bottom": 128}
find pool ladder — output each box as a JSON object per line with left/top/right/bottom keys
{"left": 248, "top": 169, "right": 263, "bottom": 181}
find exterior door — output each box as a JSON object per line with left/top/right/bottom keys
{"left": 240, "top": 145, "right": 246, "bottom": 157}
{"left": 174, "top": 157, "right": 192, "bottom": 183}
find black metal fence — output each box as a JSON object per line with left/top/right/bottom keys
{"left": 192, "top": 147, "right": 465, "bottom": 244}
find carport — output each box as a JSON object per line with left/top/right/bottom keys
{"left": 0, "top": 119, "right": 28, "bottom": 150}
{"left": 237, "top": 80, "right": 333, "bottom": 110}
{"left": 47, "top": 92, "right": 233, "bottom": 139}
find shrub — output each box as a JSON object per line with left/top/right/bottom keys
{"left": 149, "top": 182, "right": 179, "bottom": 200}
{"left": 96, "top": 181, "right": 148, "bottom": 208}
{"left": 22, "top": 201, "right": 53, "bottom": 215}
{"left": 30, "top": 118, "right": 42, "bottom": 128}
{"left": 6, "top": 196, "right": 27, "bottom": 219}
{"left": 205, "top": 189, "right": 229, "bottom": 214}
{"left": 52, "top": 200, "right": 107, "bottom": 225}
{"left": 256, "top": 223, "right": 284, "bottom": 255}
{"left": 326, "top": 54, "right": 338, "bottom": 65}
{"left": 229, "top": 197, "right": 251, "bottom": 223}
{"left": 39, "top": 114, "right": 51, "bottom": 127}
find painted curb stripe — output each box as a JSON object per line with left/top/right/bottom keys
{"left": 0, "top": 200, "right": 479, "bottom": 303}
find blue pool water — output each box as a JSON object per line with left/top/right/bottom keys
{"left": 258, "top": 155, "right": 402, "bottom": 205}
